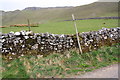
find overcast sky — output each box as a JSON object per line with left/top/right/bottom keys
{"left": 0, "top": 0, "right": 99, "bottom": 11}
{"left": 0, "top": 0, "right": 119, "bottom": 11}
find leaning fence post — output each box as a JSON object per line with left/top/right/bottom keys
{"left": 72, "top": 14, "right": 83, "bottom": 54}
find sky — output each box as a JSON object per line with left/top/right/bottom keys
{"left": 0, "top": 0, "right": 119, "bottom": 11}
{"left": 0, "top": 0, "right": 99, "bottom": 11}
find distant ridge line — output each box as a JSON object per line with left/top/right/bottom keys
{"left": 64, "top": 17, "right": 120, "bottom": 21}
{"left": 24, "top": 6, "right": 73, "bottom": 10}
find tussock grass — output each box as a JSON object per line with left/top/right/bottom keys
{"left": 1, "top": 43, "right": 119, "bottom": 78}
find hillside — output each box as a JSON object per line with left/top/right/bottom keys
{"left": 2, "top": 2, "right": 118, "bottom": 26}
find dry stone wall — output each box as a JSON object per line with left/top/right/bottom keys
{"left": 1, "top": 27, "right": 120, "bottom": 59}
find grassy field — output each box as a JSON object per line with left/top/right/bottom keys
{"left": 1, "top": 43, "right": 119, "bottom": 78}
{"left": 1, "top": 19, "right": 118, "bottom": 34}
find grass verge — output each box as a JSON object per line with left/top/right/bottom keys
{"left": 1, "top": 43, "right": 119, "bottom": 78}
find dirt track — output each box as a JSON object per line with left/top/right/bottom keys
{"left": 74, "top": 64, "right": 118, "bottom": 78}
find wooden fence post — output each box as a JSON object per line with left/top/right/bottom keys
{"left": 72, "top": 14, "right": 83, "bottom": 54}
{"left": 27, "top": 19, "right": 31, "bottom": 31}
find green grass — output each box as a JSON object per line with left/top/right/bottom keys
{"left": 2, "top": 43, "right": 119, "bottom": 78}
{"left": 1, "top": 19, "right": 118, "bottom": 34}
